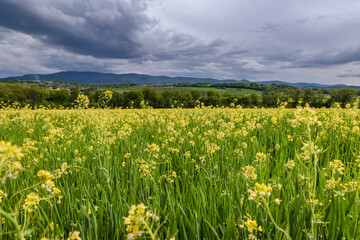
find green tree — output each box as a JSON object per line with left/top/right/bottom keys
{"left": 261, "top": 91, "right": 280, "bottom": 108}
{"left": 69, "top": 87, "right": 80, "bottom": 102}
{"left": 330, "top": 88, "right": 357, "bottom": 107}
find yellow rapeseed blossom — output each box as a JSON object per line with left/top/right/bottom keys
{"left": 291, "top": 105, "right": 321, "bottom": 126}
{"left": 255, "top": 152, "right": 267, "bottom": 162}
{"left": 67, "top": 231, "right": 82, "bottom": 240}
{"left": 255, "top": 183, "right": 273, "bottom": 196}
{"left": 124, "top": 203, "right": 160, "bottom": 240}
{"left": 241, "top": 216, "right": 262, "bottom": 240}
{"left": 248, "top": 183, "right": 273, "bottom": 200}
{"left": 37, "top": 170, "right": 54, "bottom": 181}
{"left": 0, "top": 190, "right": 7, "bottom": 203}
{"left": 41, "top": 180, "right": 55, "bottom": 192}
{"left": 75, "top": 94, "right": 90, "bottom": 109}
{"left": 243, "top": 166, "right": 257, "bottom": 181}
{"left": 0, "top": 141, "right": 24, "bottom": 181}
{"left": 285, "top": 160, "right": 295, "bottom": 170}
{"left": 23, "top": 192, "right": 41, "bottom": 213}
{"left": 329, "top": 160, "right": 345, "bottom": 175}
{"left": 0, "top": 140, "right": 24, "bottom": 161}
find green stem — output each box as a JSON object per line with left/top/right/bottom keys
{"left": 9, "top": 182, "right": 42, "bottom": 200}
{"left": 143, "top": 220, "right": 157, "bottom": 240}
{"left": 261, "top": 197, "right": 291, "bottom": 240}
{"left": 307, "top": 121, "right": 317, "bottom": 239}
{"left": 0, "top": 208, "right": 22, "bottom": 240}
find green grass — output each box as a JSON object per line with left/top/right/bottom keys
{"left": 0, "top": 107, "right": 360, "bottom": 239}
{"left": 108, "top": 86, "right": 262, "bottom": 95}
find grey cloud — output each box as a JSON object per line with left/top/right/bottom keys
{"left": 338, "top": 73, "right": 360, "bottom": 78}
{"left": 0, "top": 0, "right": 233, "bottom": 64}
{"left": 0, "top": 0, "right": 154, "bottom": 58}
{"left": 256, "top": 23, "right": 282, "bottom": 33}
{"left": 291, "top": 47, "right": 360, "bottom": 68}
{"left": 2, "top": 0, "right": 360, "bottom": 86}
{"left": 294, "top": 18, "right": 307, "bottom": 24}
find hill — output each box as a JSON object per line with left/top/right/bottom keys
{"left": 5, "top": 71, "right": 356, "bottom": 88}
{"left": 6, "top": 71, "right": 237, "bottom": 85}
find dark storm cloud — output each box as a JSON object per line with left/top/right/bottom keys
{"left": 0, "top": 0, "right": 154, "bottom": 58}
{"left": 0, "top": 0, "right": 232, "bottom": 64}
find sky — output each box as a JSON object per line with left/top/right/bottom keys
{"left": 0, "top": 0, "right": 360, "bottom": 85}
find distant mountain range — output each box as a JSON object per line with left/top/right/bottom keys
{"left": 4, "top": 71, "right": 352, "bottom": 88}
{"left": 253, "top": 80, "right": 348, "bottom": 89}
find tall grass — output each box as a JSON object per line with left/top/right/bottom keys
{"left": 0, "top": 106, "right": 360, "bottom": 239}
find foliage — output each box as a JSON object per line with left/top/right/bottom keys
{"left": 0, "top": 83, "right": 359, "bottom": 110}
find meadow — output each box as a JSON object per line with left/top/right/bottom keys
{"left": 110, "top": 86, "right": 262, "bottom": 95}
{"left": 1, "top": 105, "right": 360, "bottom": 239}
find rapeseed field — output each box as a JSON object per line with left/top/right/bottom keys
{"left": 1, "top": 105, "right": 360, "bottom": 239}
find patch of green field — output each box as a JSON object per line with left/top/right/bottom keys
{"left": 110, "top": 86, "right": 262, "bottom": 95}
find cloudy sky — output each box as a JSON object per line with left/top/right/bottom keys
{"left": 1, "top": 0, "right": 360, "bottom": 85}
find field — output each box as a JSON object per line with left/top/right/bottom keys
{"left": 1, "top": 106, "right": 360, "bottom": 239}
{"left": 110, "top": 86, "right": 262, "bottom": 95}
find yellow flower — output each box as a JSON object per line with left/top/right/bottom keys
{"left": 23, "top": 192, "right": 41, "bottom": 213}
{"left": 244, "top": 219, "right": 258, "bottom": 233}
{"left": 41, "top": 180, "right": 55, "bottom": 192}
{"left": 0, "top": 190, "right": 7, "bottom": 203}
{"left": 248, "top": 189, "right": 257, "bottom": 200}
{"left": 255, "top": 183, "right": 272, "bottom": 196}
{"left": 287, "top": 135, "right": 293, "bottom": 142}
{"left": 255, "top": 152, "right": 267, "bottom": 162}
{"left": 52, "top": 187, "right": 62, "bottom": 196}
{"left": 75, "top": 94, "right": 90, "bottom": 109}
{"left": 37, "top": 170, "right": 54, "bottom": 181}
{"left": 326, "top": 177, "right": 340, "bottom": 189}
{"left": 285, "top": 160, "right": 295, "bottom": 170}
{"left": 124, "top": 203, "right": 159, "bottom": 239}
{"left": 49, "top": 222, "right": 54, "bottom": 231}
{"left": 243, "top": 166, "right": 257, "bottom": 181}
{"left": 329, "top": 160, "right": 345, "bottom": 175}
{"left": 0, "top": 140, "right": 24, "bottom": 161}
{"left": 67, "top": 231, "right": 82, "bottom": 240}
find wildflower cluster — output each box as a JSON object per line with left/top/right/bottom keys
{"left": 37, "top": 170, "right": 62, "bottom": 200}
{"left": 239, "top": 215, "right": 262, "bottom": 240}
{"left": 0, "top": 140, "right": 24, "bottom": 182}
{"left": 254, "top": 152, "right": 267, "bottom": 162}
{"left": 329, "top": 160, "right": 345, "bottom": 175}
{"left": 67, "top": 231, "right": 82, "bottom": 240}
{"left": 75, "top": 94, "right": 90, "bottom": 109}
{"left": 243, "top": 166, "right": 257, "bottom": 181}
{"left": 291, "top": 105, "right": 322, "bottom": 127}
{"left": 123, "top": 203, "right": 160, "bottom": 240}
{"left": 98, "top": 90, "right": 113, "bottom": 107}
{"left": 285, "top": 159, "right": 295, "bottom": 170}
{"left": 299, "top": 142, "right": 322, "bottom": 162}
{"left": 248, "top": 183, "right": 273, "bottom": 200}
{"left": 23, "top": 192, "right": 41, "bottom": 213}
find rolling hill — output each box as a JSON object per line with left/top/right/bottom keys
{"left": 5, "top": 71, "right": 354, "bottom": 88}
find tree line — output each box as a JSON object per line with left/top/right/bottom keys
{"left": 0, "top": 83, "right": 358, "bottom": 109}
